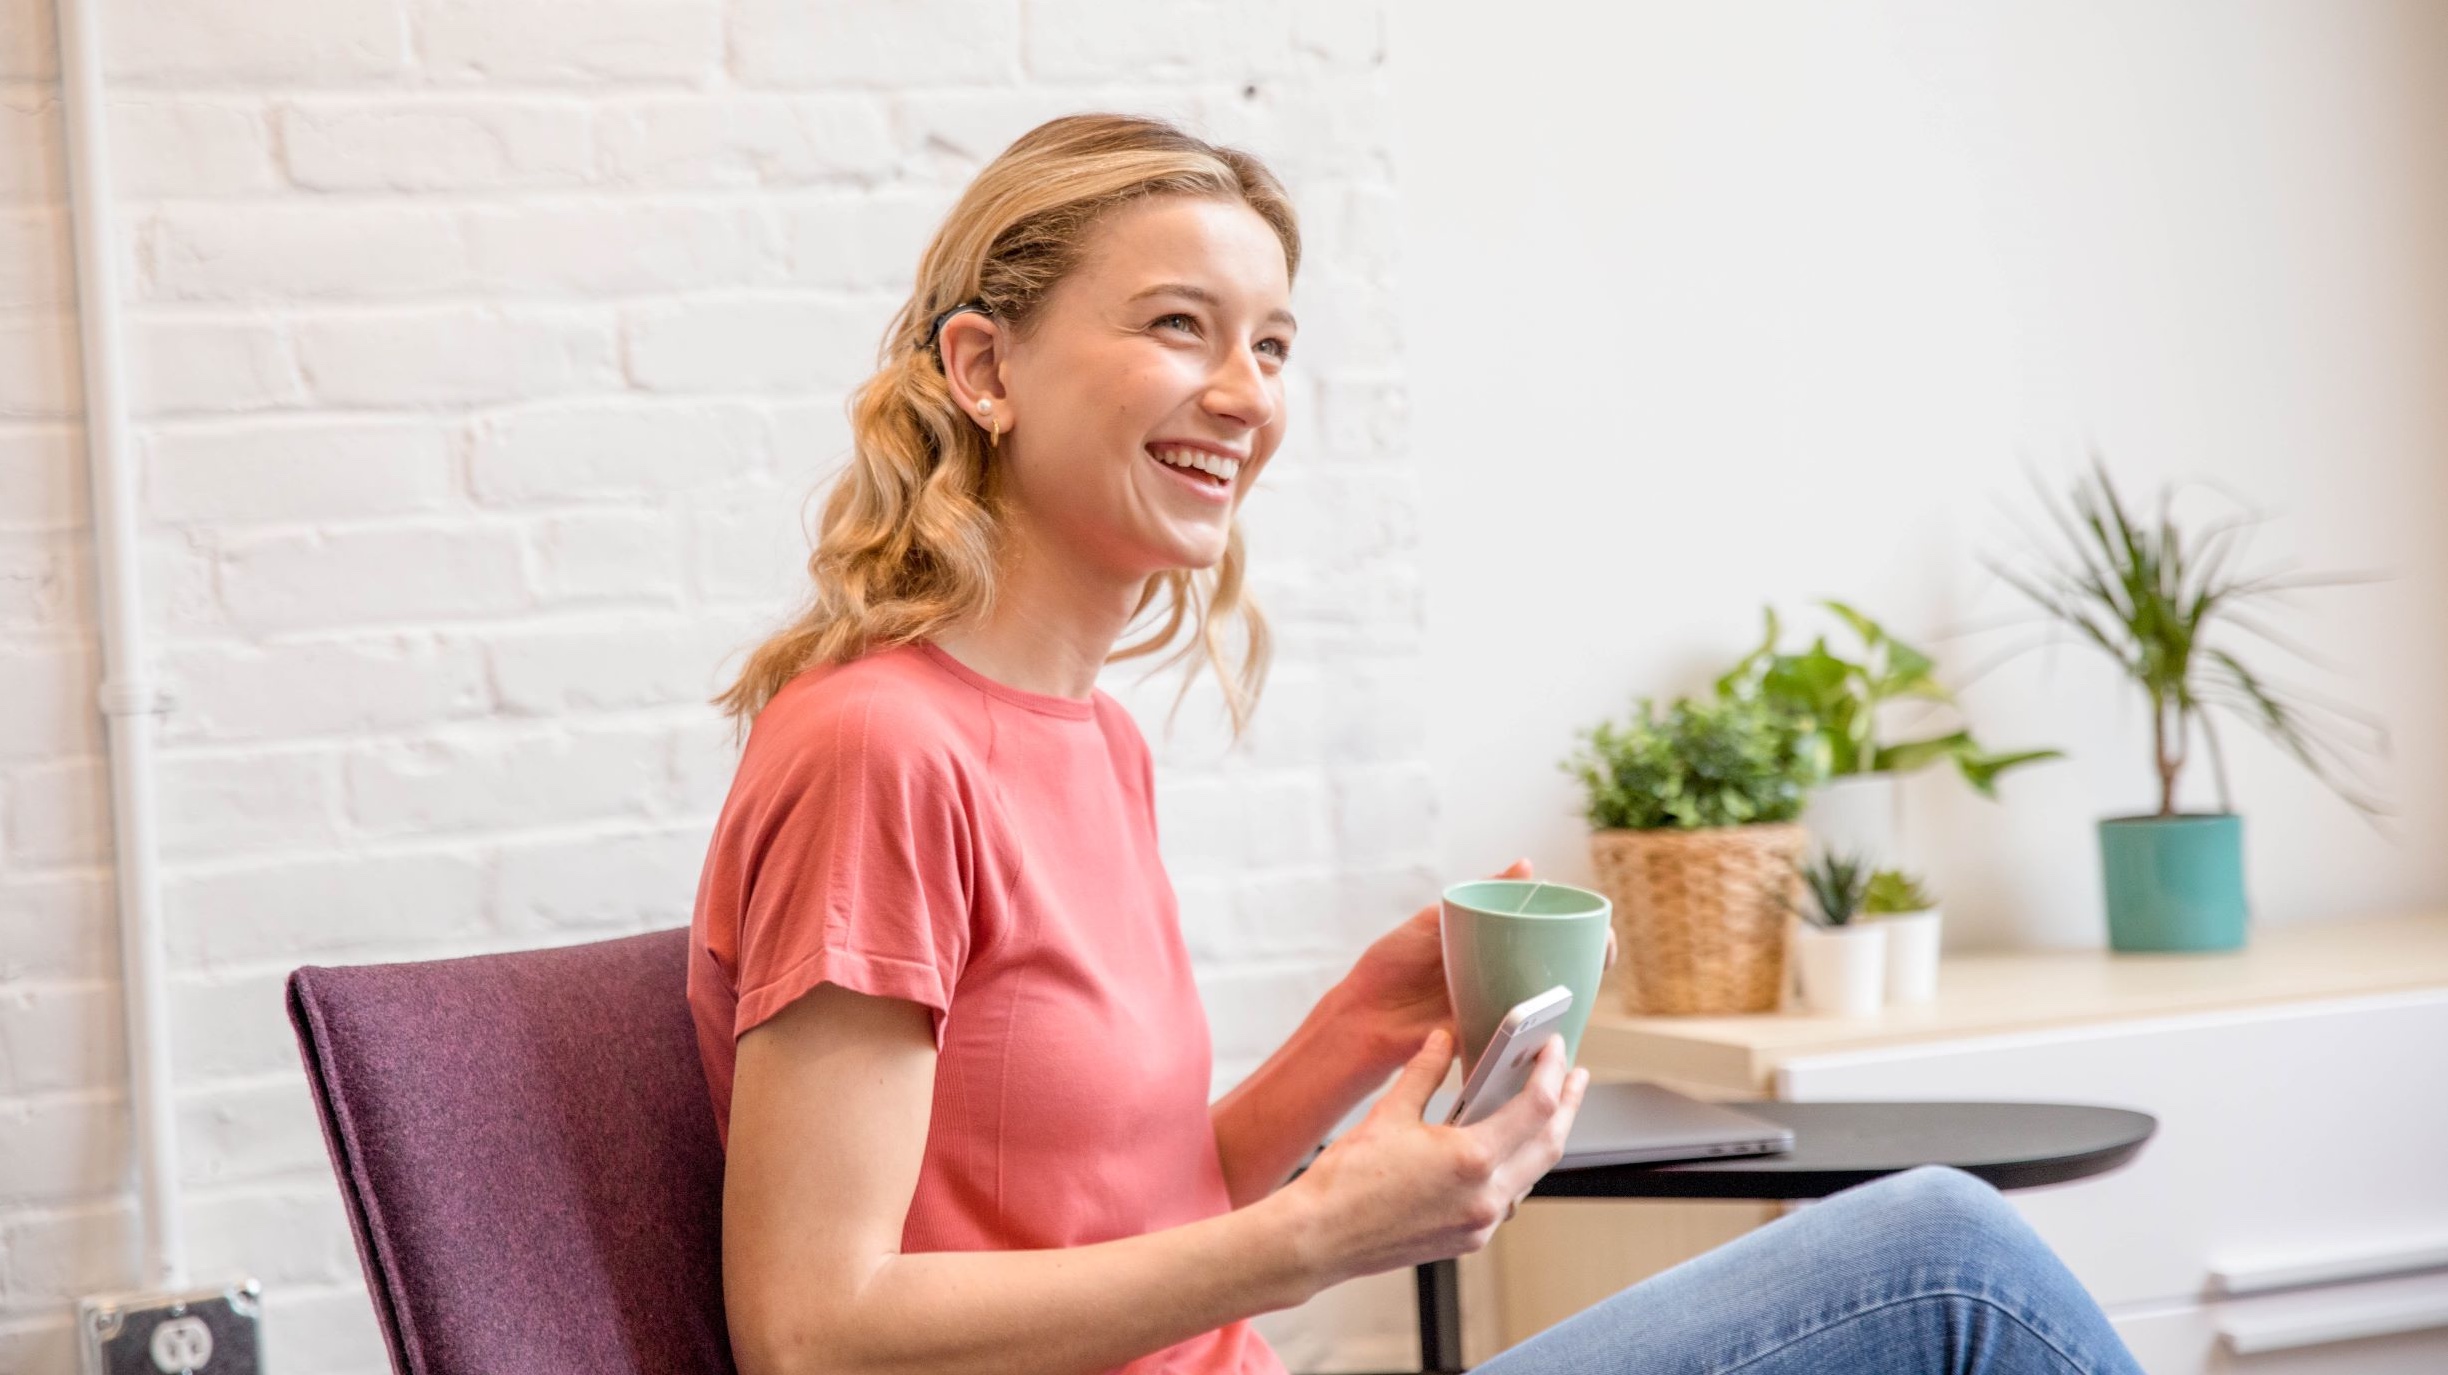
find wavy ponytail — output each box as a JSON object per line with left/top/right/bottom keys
{"left": 714, "top": 113, "right": 1296, "bottom": 743}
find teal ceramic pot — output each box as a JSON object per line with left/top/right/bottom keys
{"left": 2097, "top": 813, "right": 2248, "bottom": 952}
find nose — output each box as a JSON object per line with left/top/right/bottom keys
{"left": 1200, "top": 342, "right": 1277, "bottom": 433}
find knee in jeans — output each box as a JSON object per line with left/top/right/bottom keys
{"left": 1887, "top": 1163, "right": 2002, "bottom": 1209}
{"left": 1869, "top": 1165, "right": 2029, "bottom": 1271}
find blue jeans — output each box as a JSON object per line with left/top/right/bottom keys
{"left": 1474, "top": 1166, "right": 2146, "bottom": 1374}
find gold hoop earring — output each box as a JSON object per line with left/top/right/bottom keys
{"left": 990, "top": 417, "right": 1002, "bottom": 450}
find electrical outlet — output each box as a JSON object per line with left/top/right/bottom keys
{"left": 78, "top": 1276, "right": 263, "bottom": 1375}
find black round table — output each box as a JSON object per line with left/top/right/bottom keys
{"left": 1396, "top": 1098, "right": 2157, "bottom": 1375}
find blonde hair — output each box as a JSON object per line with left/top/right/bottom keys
{"left": 714, "top": 114, "right": 1297, "bottom": 742}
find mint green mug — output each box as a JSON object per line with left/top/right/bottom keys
{"left": 1440, "top": 878, "right": 1612, "bottom": 1075}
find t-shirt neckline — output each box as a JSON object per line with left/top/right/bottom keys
{"left": 913, "top": 639, "right": 1099, "bottom": 720}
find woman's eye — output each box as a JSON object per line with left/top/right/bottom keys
{"left": 1154, "top": 313, "right": 1198, "bottom": 333}
{"left": 1258, "top": 337, "right": 1292, "bottom": 361}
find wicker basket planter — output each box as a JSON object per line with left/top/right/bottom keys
{"left": 1589, "top": 822, "right": 1808, "bottom": 1014}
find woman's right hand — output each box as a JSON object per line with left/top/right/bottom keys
{"left": 1280, "top": 1026, "right": 1590, "bottom": 1285}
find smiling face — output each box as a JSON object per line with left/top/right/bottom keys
{"left": 955, "top": 194, "right": 1296, "bottom": 581}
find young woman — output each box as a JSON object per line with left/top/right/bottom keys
{"left": 688, "top": 114, "right": 2146, "bottom": 1375}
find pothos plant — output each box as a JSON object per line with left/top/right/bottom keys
{"left": 1714, "top": 600, "right": 2061, "bottom": 798}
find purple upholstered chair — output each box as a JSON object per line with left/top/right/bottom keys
{"left": 285, "top": 925, "right": 738, "bottom": 1375}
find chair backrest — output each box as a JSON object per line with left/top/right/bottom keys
{"left": 286, "top": 926, "right": 737, "bottom": 1375}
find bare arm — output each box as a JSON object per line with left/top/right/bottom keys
{"left": 724, "top": 983, "right": 1584, "bottom": 1375}
{"left": 1210, "top": 858, "right": 1619, "bottom": 1208}
{"left": 723, "top": 982, "right": 1319, "bottom": 1375}
{"left": 1208, "top": 978, "right": 1402, "bottom": 1208}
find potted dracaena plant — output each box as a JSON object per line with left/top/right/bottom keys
{"left": 1716, "top": 601, "right": 2061, "bottom": 873}
{"left": 1781, "top": 849, "right": 1886, "bottom": 1017}
{"left": 1560, "top": 691, "right": 1826, "bottom": 1014}
{"left": 1988, "top": 459, "right": 2388, "bottom": 952}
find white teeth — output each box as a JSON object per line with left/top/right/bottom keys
{"left": 1150, "top": 444, "right": 1238, "bottom": 484}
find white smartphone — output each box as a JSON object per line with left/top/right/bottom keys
{"left": 1443, "top": 985, "right": 1575, "bottom": 1128}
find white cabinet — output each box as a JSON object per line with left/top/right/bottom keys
{"left": 2114, "top": 1270, "right": 2448, "bottom": 1374}
{"left": 1778, "top": 992, "right": 2448, "bottom": 1370}
{"left": 1493, "top": 914, "right": 2448, "bottom": 1374}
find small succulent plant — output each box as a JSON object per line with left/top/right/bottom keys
{"left": 1864, "top": 868, "right": 1938, "bottom": 916}
{"left": 1785, "top": 849, "right": 1874, "bottom": 928}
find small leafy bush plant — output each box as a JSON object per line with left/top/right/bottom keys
{"left": 1561, "top": 693, "right": 1825, "bottom": 831}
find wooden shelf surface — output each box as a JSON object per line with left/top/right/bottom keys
{"left": 1581, "top": 912, "right": 2448, "bottom": 1091}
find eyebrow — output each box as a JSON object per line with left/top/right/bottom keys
{"left": 1128, "top": 282, "right": 1298, "bottom": 331}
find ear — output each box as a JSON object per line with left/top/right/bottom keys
{"left": 937, "top": 312, "right": 1011, "bottom": 440}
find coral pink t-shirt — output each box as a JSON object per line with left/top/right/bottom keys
{"left": 688, "top": 638, "right": 1284, "bottom": 1375}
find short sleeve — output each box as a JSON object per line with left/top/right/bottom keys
{"left": 726, "top": 688, "right": 977, "bottom": 1050}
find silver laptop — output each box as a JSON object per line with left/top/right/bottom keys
{"left": 1553, "top": 1081, "right": 1792, "bottom": 1166}
{"left": 1312, "top": 1080, "right": 1792, "bottom": 1172}
{"left": 1405, "top": 1081, "right": 1792, "bottom": 1167}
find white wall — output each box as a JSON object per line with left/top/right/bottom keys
{"left": 0, "top": 3, "right": 1427, "bottom": 1370}
{"left": 1400, "top": 0, "right": 2448, "bottom": 954}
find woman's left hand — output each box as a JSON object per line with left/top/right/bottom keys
{"left": 1338, "top": 858, "right": 1618, "bottom": 1074}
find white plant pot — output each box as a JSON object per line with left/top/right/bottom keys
{"left": 1792, "top": 920, "right": 1887, "bottom": 1017}
{"left": 1801, "top": 771, "right": 1902, "bottom": 871}
{"left": 1780, "top": 914, "right": 1807, "bottom": 1012}
{"left": 1875, "top": 907, "right": 1942, "bottom": 1003}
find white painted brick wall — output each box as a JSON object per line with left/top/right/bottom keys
{"left": 0, "top": 3, "right": 1424, "bottom": 1370}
